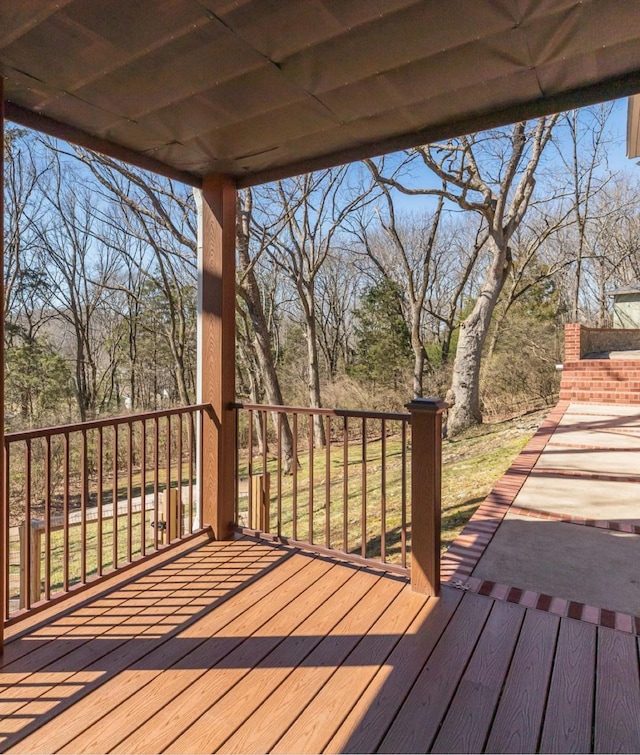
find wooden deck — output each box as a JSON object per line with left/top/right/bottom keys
{"left": 1, "top": 533, "right": 640, "bottom": 754}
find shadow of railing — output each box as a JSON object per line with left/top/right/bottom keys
{"left": 0, "top": 536, "right": 295, "bottom": 751}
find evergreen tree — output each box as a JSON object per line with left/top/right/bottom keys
{"left": 351, "top": 279, "right": 412, "bottom": 390}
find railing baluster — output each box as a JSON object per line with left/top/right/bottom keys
{"left": 81, "top": 429, "right": 87, "bottom": 584}
{"left": 325, "top": 415, "right": 331, "bottom": 549}
{"left": 166, "top": 414, "right": 172, "bottom": 542}
{"left": 24, "top": 440, "right": 32, "bottom": 609}
{"left": 63, "top": 432, "right": 69, "bottom": 591}
{"left": 127, "top": 421, "right": 133, "bottom": 562}
{"left": 97, "top": 426, "right": 103, "bottom": 576}
{"left": 308, "top": 414, "right": 314, "bottom": 544}
{"left": 401, "top": 420, "right": 407, "bottom": 570}
{"left": 247, "top": 409, "right": 253, "bottom": 529}
{"left": 189, "top": 412, "right": 194, "bottom": 534}
{"left": 292, "top": 413, "right": 298, "bottom": 541}
{"left": 4, "top": 441, "right": 10, "bottom": 619}
{"left": 381, "top": 419, "right": 386, "bottom": 563}
{"left": 198, "top": 409, "right": 204, "bottom": 530}
{"left": 44, "top": 436, "right": 51, "bottom": 600}
{"left": 141, "top": 421, "right": 146, "bottom": 555}
{"left": 343, "top": 416, "right": 348, "bottom": 553}
{"left": 113, "top": 424, "right": 118, "bottom": 569}
{"left": 261, "top": 410, "right": 268, "bottom": 532}
{"left": 277, "top": 412, "right": 282, "bottom": 538}
{"left": 154, "top": 417, "right": 159, "bottom": 551}
{"left": 177, "top": 414, "right": 183, "bottom": 539}
{"left": 234, "top": 407, "right": 239, "bottom": 527}
{"left": 361, "top": 418, "right": 367, "bottom": 559}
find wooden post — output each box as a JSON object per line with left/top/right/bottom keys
{"left": 162, "top": 488, "right": 180, "bottom": 543}
{"left": 406, "top": 398, "right": 446, "bottom": 596}
{"left": 0, "top": 79, "right": 5, "bottom": 649}
{"left": 250, "top": 473, "right": 270, "bottom": 531}
{"left": 198, "top": 175, "right": 236, "bottom": 540}
{"left": 19, "top": 520, "right": 42, "bottom": 608}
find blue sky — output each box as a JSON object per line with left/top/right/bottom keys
{"left": 379, "top": 96, "right": 634, "bottom": 215}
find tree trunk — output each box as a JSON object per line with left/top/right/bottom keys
{"left": 448, "top": 238, "right": 511, "bottom": 436}
{"left": 412, "top": 340, "right": 426, "bottom": 398}
{"left": 236, "top": 192, "right": 296, "bottom": 471}
{"left": 304, "top": 307, "right": 326, "bottom": 447}
{"left": 410, "top": 304, "right": 427, "bottom": 398}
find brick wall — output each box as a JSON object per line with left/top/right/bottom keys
{"left": 561, "top": 323, "right": 640, "bottom": 404}
{"left": 565, "top": 322, "right": 640, "bottom": 360}
{"left": 582, "top": 327, "right": 640, "bottom": 355}
{"left": 559, "top": 360, "right": 640, "bottom": 404}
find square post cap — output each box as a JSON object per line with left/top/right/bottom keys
{"left": 405, "top": 398, "right": 448, "bottom": 414}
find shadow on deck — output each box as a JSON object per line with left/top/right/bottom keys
{"left": 2, "top": 531, "right": 639, "bottom": 754}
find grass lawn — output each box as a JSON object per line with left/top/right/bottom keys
{"left": 440, "top": 410, "right": 545, "bottom": 550}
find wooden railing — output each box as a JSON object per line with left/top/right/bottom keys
{"left": 4, "top": 404, "right": 209, "bottom": 620}
{"left": 233, "top": 400, "right": 446, "bottom": 592}
{"left": 3, "top": 397, "right": 444, "bottom": 623}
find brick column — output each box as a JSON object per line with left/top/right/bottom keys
{"left": 564, "top": 323, "right": 582, "bottom": 362}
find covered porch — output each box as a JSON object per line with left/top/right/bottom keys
{"left": 3, "top": 2, "right": 640, "bottom": 752}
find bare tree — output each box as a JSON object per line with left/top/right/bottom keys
{"left": 67, "top": 148, "right": 198, "bottom": 405}
{"left": 36, "top": 154, "right": 120, "bottom": 420}
{"left": 257, "top": 168, "right": 371, "bottom": 446}
{"left": 235, "top": 188, "right": 295, "bottom": 471}
{"left": 485, "top": 205, "right": 575, "bottom": 358}
{"left": 4, "top": 128, "right": 52, "bottom": 343}
{"left": 554, "top": 105, "right": 616, "bottom": 321}
{"left": 370, "top": 117, "right": 559, "bottom": 434}
{"left": 358, "top": 166, "right": 445, "bottom": 397}
{"left": 315, "top": 246, "right": 360, "bottom": 380}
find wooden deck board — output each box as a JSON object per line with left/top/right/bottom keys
{"left": 323, "top": 586, "right": 463, "bottom": 754}
{"left": 378, "top": 591, "right": 493, "bottom": 753}
{"left": 91, "top": 557, "right": 349, "bottom": 754}
{"left": 4, "top": 540, "right": 295, "bottom": 753}
{"left": 594, "top": 627, "right": 640, "bottom": 754}
{"left": 1, "top": 537, "right": 638, "bottom": 755}
{"left": 432, "top": 600, "right": 526, "bottom": 754}
{"left": 0, "top": 538, "right": 241, "bottom": 677}
{"left": 1, "top": 533, "right": 215, "bottom": 653}
{"left": 269, "top": 585, "right": 427, "bottom": 754}
{"left": 10, "top": 556, "right": 300, "bottom": 751}
{"left": 485, "top": 609, "right": 559, "bottom": 754}
{"left": 216, "top": 574, "right": 404, "bottom": 754}
{"left": 162, "top": 564, "right": 374, "bottom": 754}
{"left": 539, "top": 618, "right": 596, "bottom": 754}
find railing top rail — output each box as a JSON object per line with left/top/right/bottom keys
{"left": 233, "top": 402, "right": 410, "bottom": 422}
{"left": 5, "top": 403, "right": 212, "bottom": 444}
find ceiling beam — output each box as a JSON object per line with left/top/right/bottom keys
{"left": 238, "top": 70, "right": 640, "bottom": 189}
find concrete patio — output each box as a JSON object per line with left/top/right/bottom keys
{"left": 449, "top": 402, "right": 640, "bottom": 623}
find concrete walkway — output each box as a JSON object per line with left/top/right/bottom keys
{"left": 444, "top": 402, "right": 640, "bottom": 630}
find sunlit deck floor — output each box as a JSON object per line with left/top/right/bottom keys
{"left": 2, "top": 532, "right": 640, "bottom": 754}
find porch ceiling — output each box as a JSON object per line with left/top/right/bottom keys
{"left": 3, "top": 0, "right": 640, "bottom": 187}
